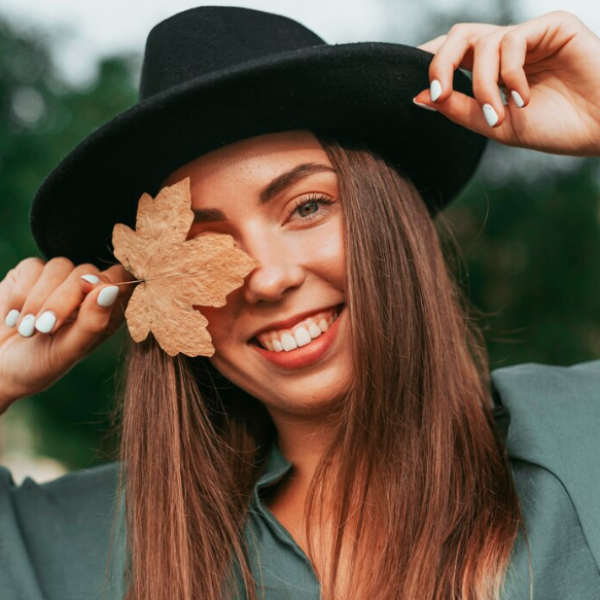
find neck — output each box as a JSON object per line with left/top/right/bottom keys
{"left": 264, "top": 404, "right": 335, "bottom": 505}
{"left": 261, "top": 405, "right": 354, "bottom": 593}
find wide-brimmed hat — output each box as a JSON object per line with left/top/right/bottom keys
{"left": 29, "top": 5, "right": 488, "bottom": 269}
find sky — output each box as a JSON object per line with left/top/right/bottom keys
{"left": 0, "top": 0, "right": 599, "bottom": 85}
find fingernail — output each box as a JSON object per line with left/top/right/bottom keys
{"left": 482, "top": 104, "right": 499, "bottom": 127}
{"left": 430, "top": 79, "right": 442, "bottom": 102}
{"left": 5, "top": 309, "right": 20, "bottom": 327}
{"left": 97, "top": 285, "right": 119, "bottom": 307}
{"left": 81, "top": 274, "right": 100, "bottom": 284}
{"left": 511, "top": 90, "right": 525, "bottom": 108}
{"left": 412, "top": 98, "right": 438, "bottom": 112}
{"left": 35, "top": 311, "right": 57, "bottom": 334}
{"left": 18, "top": 314, "right": 36, "bottom": 337}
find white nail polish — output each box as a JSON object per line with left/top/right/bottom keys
{"left": 5, "top": 309, "right": 20, "bottom": 327}
{"left": 35, "top": 311, "right": 57, "bottom": 334}
{"left": 430, "top": 79, "right": 442, "bottom": 102}
{"left": 81, "top": 274, "right": 100, "bottom": 284}
{"left": 482, "top": 104, "right": 499, "bottom": 127}
{"left": 97, "top": 286, "right": 119, "bottom": 307}
{"left": 511, "top": 90, "right": 525, "bottom": 108}
{"left": 18, "top": 314, "right": 36, "bottom": 337}
{"left": 412, "top": 98, "right": 438, "bottom": 112}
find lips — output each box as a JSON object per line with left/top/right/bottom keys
{"left": 248, "top": 303, "right": 344, "bottom": 346}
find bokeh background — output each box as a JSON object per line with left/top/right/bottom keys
{"left": 1, "top": 0, "right": 599, "bottom": 483}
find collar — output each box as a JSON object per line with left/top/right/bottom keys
{"left": 254, "top": 400, "right": 510, "bottom": 493}
{"left": 255, "top": 442, "right": 293, "bottom": 490}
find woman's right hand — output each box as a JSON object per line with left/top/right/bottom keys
{"left": 0, "top": 256, "right": 136, "bottom": 412}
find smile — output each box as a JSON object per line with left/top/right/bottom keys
{"left": 250, "top": 304, "right": 343, "bottom": 352}
{"left": 248, "top": 304, "right": 346, "bottom": 370}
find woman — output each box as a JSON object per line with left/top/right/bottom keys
{"left": 0, "top": 6, "right": 599, "bottom": 600}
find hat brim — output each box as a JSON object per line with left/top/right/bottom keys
{"left": 30, "top": 42, "right": 488, "bottom": 268}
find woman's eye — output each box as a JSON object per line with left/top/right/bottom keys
{"left": 287, "top": 194, "right": 336, "bottom": 223}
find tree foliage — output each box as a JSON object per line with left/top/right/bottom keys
{"left": 0, "top": 16, "right": 137, "bottom": 468}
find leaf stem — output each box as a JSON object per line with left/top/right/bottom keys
{"left": 112, "top": 270, "right": 212, "bottom": 286}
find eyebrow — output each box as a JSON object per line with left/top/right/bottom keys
{"left": 191, "top": 162, "right": 337, "bottom": 224}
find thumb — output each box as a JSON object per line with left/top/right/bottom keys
{"left": 61, "top": 263, "right": 138, "bottom": 360}
{"left": 101, "top": 262, "right": 138, "bottom": 286}
{"left": 78, "top": 263, "right": 137, "bottom": 304}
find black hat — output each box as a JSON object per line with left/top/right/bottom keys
{"left": 30, "top": 5, "right": 488, "bottom": 270}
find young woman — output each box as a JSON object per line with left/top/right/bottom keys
{"left": 1, "top": 6, "right": 599, "bottom": 600}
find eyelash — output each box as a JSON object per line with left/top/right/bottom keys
{"left": 287, "top": 194, "right": 335, "bottom": 223}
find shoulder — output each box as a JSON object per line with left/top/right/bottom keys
{"left": 0, "top": 458, "right": 122, "bottom": 498}
{"left": 490, "top": 360, "right": 600, "bottom": 595}
{"left": 0, "top": 460, "right": 124, "bottom": 529}
{"left": 0, "top": 461, "right": 127, "bottom": 600}
{"left": 490, "top": 359, "right": 600, "bottom": 466}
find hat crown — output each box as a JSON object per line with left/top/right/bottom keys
{"left": 139, "top": 6, "right": 326, "bottom": 101}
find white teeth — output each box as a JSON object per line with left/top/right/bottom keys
{"left": 294, "top": 326, "right": 312, "bottom": 347}
{"left": 281, "top": 333, "right": 298, "bottom": 351}
{"left": 308, "top": 322, "right": 322, "bottom": 339}
{"left": 256, "top": 305, "right": 343, "bottom": 352}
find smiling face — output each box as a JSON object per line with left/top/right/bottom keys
{"left": 162, "top": 129, "right": 352, "bottom": 421}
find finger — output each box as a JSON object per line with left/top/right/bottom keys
{"left": 427, "top": 23, "right": 502, "bottom": 103}
{"left": 411, "top": 88, "right": 517, "bottom": 145}
{"left": 97, "top": 263, "right": 137, "bottom": 314}
{"left": 0, "top": 268, "right": 19, "bottom": 328}
{"left": 48, "top": 263, "right": 136, "bottom": 361}
{"left": 1, "top": 259, "right": 44, "bottom": 319}
{"left": 32, "top": 262, "right": 136, "bottom": 337}
{"left": 4, "top": 257, "right": 47, "bottom": 337}
{"left": 471, "top": 29, "right": 507, "bottom": 127}
{"left": 53, "top": 281, "right": 130, "bottom": 364}
{"left": 417, "top": 34, "right": 447, "bottom": 54}
{"left": 78, "top": 263, "right": 136, "bottom": 296}
{"left": 30, "top": 262, "right": 105, "bottom": 336}
{"left": 492, "top": 11, "right": 581, "bottom": 110}
{"left": 98, "top": 263, "right": 137, "bottom": 334}
{"left": 499, "top": 31, "right": 531, "bottom": 109}
{"left": 100, "top": 262, "right": 138, "bottom": 287}
{"left": 512, "top": 10, "right": 584, "bottom": 61}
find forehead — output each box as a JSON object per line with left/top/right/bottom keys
{"left": 162, "top": 129, "right": 333, "bottom": 196}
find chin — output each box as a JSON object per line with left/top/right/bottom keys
{"left": 210, "top": 339, "right": 352, "bottom": 413}
{"left": 262, "top": 378, "right": 351, "bottom": 414}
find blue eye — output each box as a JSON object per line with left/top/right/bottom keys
{"left": 288, "top": 194, "right": 336, "bottom": 222}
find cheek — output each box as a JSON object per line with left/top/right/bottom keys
{"left": 193, "top": 219, "right": 346, "bottom": 345}
{"left": 285, "top": 210, "right": 345, "bottom": 266}
{"left": 193, "top": 305, "right": 232, "bottom": 347}
{"left": 206, "top": 344, "right": 250, "bottom": 395}
{"left": 306, "top": 220, "right": 346, "bottom": 287}
{"left": 199, "top": 309, "right": 242, "bottom": 382}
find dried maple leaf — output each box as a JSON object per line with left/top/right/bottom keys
{"left": 111, "top": 177, "right": 258, "bottom": 357}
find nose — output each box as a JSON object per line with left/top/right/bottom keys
{"left": 241, "top": 239, "right": 305, "bottom": 304}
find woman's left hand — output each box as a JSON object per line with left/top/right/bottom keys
{"left": 412, "top": 10, "right": 600, "bottom": 157}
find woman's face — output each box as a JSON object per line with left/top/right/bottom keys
{"left": 162, "top": 130, "right": 352, "bottom": 419}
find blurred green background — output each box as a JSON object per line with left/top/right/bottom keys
{"left": 0, "top": 3, "right": 598, "bottom": 477}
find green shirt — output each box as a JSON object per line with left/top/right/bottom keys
{"left": 1, "top": 360, "right": 599, "bottom": 599}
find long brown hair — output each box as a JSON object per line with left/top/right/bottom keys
{"left": 104, "top": 129, "right": 531, "bottom": 600}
